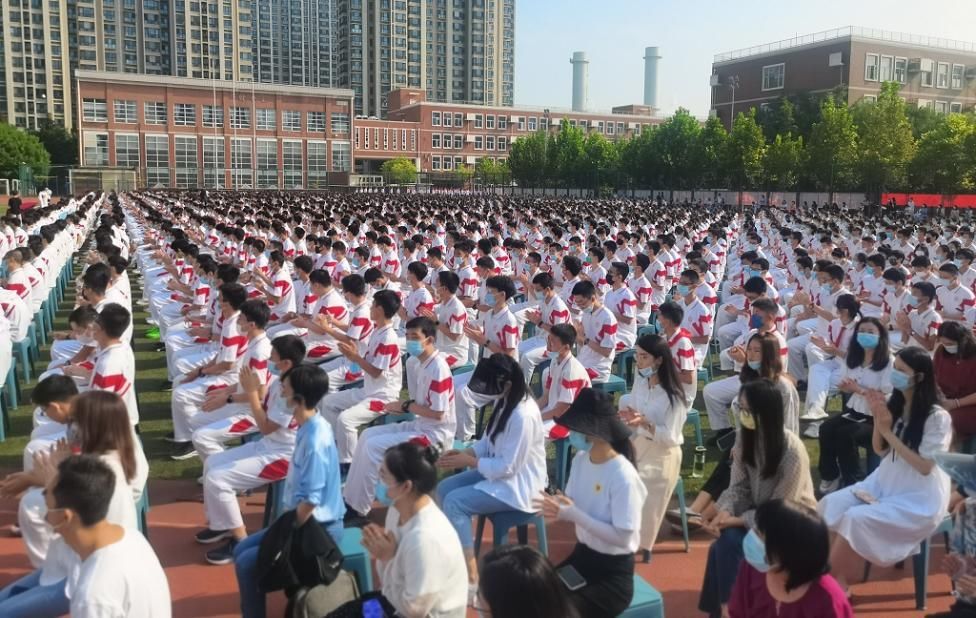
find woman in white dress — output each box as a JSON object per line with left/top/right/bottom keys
{"left": 819, "top": 346, "right": 952, "bottom": 595}
{"left": 617, "top": 333, "right": 688, "bottom": 563}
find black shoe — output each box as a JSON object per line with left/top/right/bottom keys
{"left": 705, "top": 427, "right": 734, "bottom": 448}
{"left": 161, "top": 380, "right": 174, "bottom": 392}
{"left": 162, "top": 431, "right": 179, "bottom": 443}
{"left": 205, "top": 538, "right": 240, "bottom": 565}
{"left": 170, "top": 442, "right": 198, "bottom": 461}
{"left": 640, "top": 549, "right": 651, "bottom": 564}
{"left": 195, "top": 528, "right": 233, "bottom": 544}
{"left": 343, "top": 504, "right": 369, "bottom": 528}
{"left": 154, "top": 343, "right": 166, "bottom": 352}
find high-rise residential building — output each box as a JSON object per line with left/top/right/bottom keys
{"left": 254, "top": 0, "right": 338, "bottom": 88}
{"left": 336, "top": 0, "right": 515, "bottom": 118}
{"left": 173, "top": 0, "right": 251, "bottom": 81}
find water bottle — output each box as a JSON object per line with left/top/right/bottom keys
{"left": 362, "top": 598, "right": 385, "bottom": 618}
{"left": 692, "top": 446, "right": 707, "bottom": 478}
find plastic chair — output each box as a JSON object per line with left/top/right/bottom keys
{"left": 530, "top": 358, "right": 551, "bottom": 399}
{"left": 137, "top": 485, "right": 150, "bottom": 539}
{"left": 33, "top": 309, "right": 48, "bottom": 347}
{"left": 619, "top": 574, "right": 665, "bottom": 618}
{"left": 451, "top": 363, "right": 475, "bottom": 376}
{"left": 339, "top": 527, "right": 374, "bottom": 592}
{"left": 3, "top": 363, "right": 17, "bottom": 410}
{"left": 473, "top": 511, "right": 549, "bottom": 558}
{"left": 673, "top": 476, "right": 691, "bottom": 552}
{"left": 861, "top": 515, "right": 952, "bottom": 610}
{"left": 553, "top": 437, "right": 572, "bottom": 490}
{"left": 12, "top": 329, "right": 37, "bottom": 383}
{"left": 262, "top": 479, "right": 289, "bottom": 528}
{"left": 685, "top": 409, "right": 704, "bottom": 448}
{"left": 613, "top": 348, "right": 635, "bottom": 385}
{"left": 593, "top": 374, "right": 627, "bottom": 397}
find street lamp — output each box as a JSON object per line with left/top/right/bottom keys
{"left": 728, "top": 75, "right": 740, "bottom": 126}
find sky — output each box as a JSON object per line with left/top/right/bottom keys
{"left": 513, "top": 0, "right": 976, "bottom": 118}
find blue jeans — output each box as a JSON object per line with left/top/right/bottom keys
{"left": 699, "top": 526, "right": 748, "bottom": 616}
{"left": 234, "top": 519, "right": 344, "bottom": 618}
{"left": 0, "top": 570, "right": 69, "bottom": 618}
{"left": 437, "top": 469, "right": 521, "bottom": 550}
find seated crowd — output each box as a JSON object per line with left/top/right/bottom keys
{"left": 3, "top": 189, "right": 976, "bottom": 617}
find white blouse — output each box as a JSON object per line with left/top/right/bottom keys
{"left": 618, "top": 377, "right": 688, "bottom": 447}
{"left": 839, "top": 356, "right": 894, "bottom": 415}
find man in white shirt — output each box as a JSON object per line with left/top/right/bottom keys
{"left": 605, "top": 262, "right": 638, "bottom": 352}
{"left": 537, "top": 323, "right": 591, "bottom": 438}
{"left": 421, "top": 270, "right": 470, "bottom": 368}
{"left": 47, "top": 455, "right": 171, "bottom": 618}
{"left": 571, "top": 280, "right": 618, "bottom": 384}
{"left": 518, "top": 272, "right": 571, "bottom": 381}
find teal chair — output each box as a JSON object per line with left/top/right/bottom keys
{"left": 672, "top": 476, "right": 691, "bottom": 552}
{"left": 593, "top": 374, "right": 627, "bottom": 397}
{"left": 33, "top": 308, "right": 48, "bottom": 347}
{"left": 553, "top": 437, "right": 573, "bottom": 490}
{"left": 12, "top": 326, "right": 38, "bottom": 383}
{"left": 620, "top": 575, "right": 665, "bottom": 618}
{"left": 685, "top": 409, "right": 704, "bottom": 448}
{"left": 339, "top": 527, "right": 374, "bottom": 592}
{"left": 613, "top": 348, "right": 635, "bottom": 385}
{"left": 473, "top": 511, "right": 549, "bottom": 558}
{"left": 3, "top": 364, "right": 18, "bottom": 409}
{"left": 137, "top": 485, "right": 150, "bottom": 538}
{"left": 861, "top": 515, "right": 952, "bottom": 610}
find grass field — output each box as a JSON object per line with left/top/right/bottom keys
{"left": 0, "top": 260, "right": 836, "bottom": 496}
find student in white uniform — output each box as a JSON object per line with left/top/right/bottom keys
{"left": 342, "top": 317, "right": 457, "bottom": 521}
{"left": 358, "top": 441, "right": 467, "bottom": 618}
{"left": 618, "top": 334, "right": 688, "bottom": 563}
{"left": 437, "top": 353, "right": 548, "bottom": 587}
{"left": 518, "top": 272, "right": 572, "bottom": 381}
{"left": 571, "top": 280, "right": 618, "bottom": 384}
{"left": 423, "top": 270, "right": 470, "bottom": 368}
{"left": 46, "top": 455, "right": 170, "bottom": 618}
{"left": 535, "top": 388, "right": 646, "bottom": 618}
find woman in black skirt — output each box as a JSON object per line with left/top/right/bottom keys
{"left": 535, "top": 388, "right": 646, "bottom": 618}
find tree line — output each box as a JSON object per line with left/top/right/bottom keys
{"left": 507, "top": 82, "right": 976, "bottom": 198}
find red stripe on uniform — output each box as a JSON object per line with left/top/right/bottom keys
{"left": 229, "top": 418, "right": 255, "bottom": 434}
{"left": 258, "top": 459, "right": 290, "bottom": 481}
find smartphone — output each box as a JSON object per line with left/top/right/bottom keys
{"left": 852, "top": 489, "right": 878, "bottom": 504}
{"left": 557, "top": 565, "right": 588, "bottom": 591}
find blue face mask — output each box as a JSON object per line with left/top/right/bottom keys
{"left": 547, "top": 349, "right": 560, "bottom": 361}
{"left": 890, "top": 368, "right": 914, "bottom": 391}
{"left": 747, "top": 359, "right": 761, "bottom": 370}
{"left": 484, "top": 292, "right": 496, "bottom": 306}
{"left": 568, "top": 431, "right": 591, "bottom": 452}
{"left": 856, "top": 332, "right": 880, "bottom": 349}
{"left": 905, "top": 295, "right": 919, "bottom": 307}
{"left": 269, "top": 363, "right": 282, "bottom": 378}
{"left": 406, "top": 339, "right": 424, "bottom": 357}
{"left": 743, "top": 268, "right": 757, "bottom": 280}
{"left": 821, "top": 282, "right": 833, "bottom": 294}
{"left": 742, "top": 529, "right": 771, "bottom": 573}
{"left": 675, "top": 284, "right": 691, "bottom": 297}
{"left": 638, "top": 366, "right": 656, "bottom": 378}
{"left": 748, "top": 314, "right": 763, "bottom": 329}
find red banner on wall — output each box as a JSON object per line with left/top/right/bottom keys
{"left": 882, "top": 193, "right": 976, "bottom": 209}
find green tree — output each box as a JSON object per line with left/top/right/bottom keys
{"left": 757, "top": 98, "right": 798, "bottom": 142}
{"left": 508, "top": 130, "right": 548, "bottom": 186}
{"left": 856, "top": 82, "right": 916, "bottom": 194}
{"left": 806, "top": 98, "right": 859, "bottom": 194}
{"left": 475, "top": 157, "right": 511, "bottom": 185}
{"left": 30, "top": 120, "right": 78, "bottom": 166}
{"left": 763, "top": 133, "right": 804, "bottom": 190}
{"left": 380, "top": 157, "right": 417, "bottom": 185}
{"left": 723, "top": 109, "right": 766, "bottom": 191}
{"left": 909, "top": 113, "right": 976, "bottom": 195}
{"left": 552, "top": 120, "right": 586, "bottom": 186}
{"left": 693, "top": 116, "right": 729, "bottom": 189}
{"left": 581, "top": 131, "right": 619, "bottom": 190}
{"left": 0, "top": 122, "right": 51, "bottom": 180}
{"left": 647, "top": 108, "right": 701, "bottom": 189}
{"left": 905, "top": 105, "right": 945, "bottom": 140}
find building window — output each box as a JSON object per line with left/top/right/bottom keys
{"left": 330, "top": 112, "right": 350, "bottom": 134}
{"left": 256, "top": 108, "right": 275, "bottom": 130}
{"left": 486, "top": 115, "right": 495, "bottom": 130}
{"left": 443, "top": 113, "right": 452, "bottom": 128}
{"left": 894, "top": 57, "right": 908, "bottom": 83}
{"left": 431, "top": 156, "right": 441, "bottom": 171}
{"left": 203, "top": 105, "right": 224, "bottom": 128}
{"left": 937, "top": 62, "right": 950, "bottom": 88}
{"left": 486, "top": 135, "right": 495, "bottom": 150}
{"left": 862, "top": 95, "right": 877, "bottom": 103}
{"left": 443, "top": 156, "right": 453, "bottom": 170}
{"left": 880, "top": 55, "right": 893, "bottom": 82}
{"left": 282, "top": 110, "right": 300, "bottom": 132}
{"left": 474, "top": 135, "right": 483, "bottom": 150}
{"left": 174, "top": 103, "right": 196, "bottom": 126}
{"left": 950, "top": 102, "right": 963, "bottom": 114}
{"left": 144, "top": 101, "right": 167, "bottom": 125}
{"left": 498, "top": 115, "right": 507, "bottom": 130}
{"left": 256, "top": 139, "right": 278, "bottom": 188}
{"left": 453, "top": 113, "right": 462, "bottom": 127}
{"left": 114, "top": 134, "right": 139, "bottom": 168}
{"left": 921, "top": 62, "right": 934, "bottom": 87}
{"left": 231, "top": 107, "right": 250, "bottom": 129}
{"left": 307, "top": 141, "right": 328, "bottom": 188}
{"left": 331, "top": 141, "right": 351, "bottom": 172}
{"left": 82, "top": 98, "right": 107, "bottom": 122}
{"left": 498, "top": 136, "right": 507, "bottom": 151}
{"left": 952, "top": 64, "right": 965, "bottom": 90}
{"left": 113, "top": 100, "right": 136, "bottom": 123}
{"left": 516, "top": 116, "right": 525, "bottom": 131}
{"left": 230, "top": 138, "right": 253, "bottom": 188}
{"left": 175, "top": 136, "right": 198, "bottom": 188}
{"left": 934, "top": 101, "right": 948, "bottom": 115}
{"left": 432, "top": 134, "right": 441, "bottom": 149}
{"left": 918, "top": 99, "right": 933, "bottom": 110}
{"left": 282, "top": 141, "right": 302, "bottom": 188}
{"left": 474, "top": 114, "right": 483, "bottom": 128}
{"left": 307, "top": 111, "right": 325, "bottom": 132}
{"left": 83, "top": 132, "right": 108, "bottom": 165}
{"left": 864, "top": 54, "right": 879, "bottom": 81}
{"left": 431, "top": 111, "right": 441, "bottom": 126}
{"left": 202, "top": 136, "right": 225, "bottom": 188}
{"left": 762, "top": 63, "right": 785, "bottom": 90}
{"left": 453, "top": 134, "right": 463, "bottom": 149}
{"left": 145, "top": 135, "right": 170, "bottom": 186}
{"left": 527, "top": 117, "right": 537, "bottom": 131}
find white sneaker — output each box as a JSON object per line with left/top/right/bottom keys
{"left": 802, "top": 423, "right": 820, "bottom": 439}
{"left": 819, "top": 478, "right": 840, "bottom": 494}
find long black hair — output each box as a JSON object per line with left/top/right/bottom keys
{"left": 483, "top": 354, "right": 529, "bottom": 444}
{"left": 479, "top": 546, "right": 580, "bottom": 618}
{"left": 738, "top": 379, "right": 787, "bottom": 480}
{"left": 888, "top": 346, "right": 938, "bottom": 453}
{"left": 846, "top": 317, "right": 891, "bottom": 371}
{"left": 938, "top": 321, "right": 976, "bottom": 360}
{"left": 635, "top": 334, "right": 683, "bottom": 407}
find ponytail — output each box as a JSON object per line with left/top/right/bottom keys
{"left": 611, "top": 438, "right": 636, "bottom": 467}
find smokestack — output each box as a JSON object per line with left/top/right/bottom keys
{"left": 570, "top": 51, "right": 589, "bottom": 112}
{"left": 643, "top": 46, "right": 661, "bottom": 109}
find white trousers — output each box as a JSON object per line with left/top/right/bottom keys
{"left": 342, "top": 422, "right": 425, "bottom": 515}
{"left": 319, "top": 387, "right": 398, "bottom": 463}
{"left": 517, "top": 336, "right": 547, "bottom": 381}
{"left": 203, "top": 440, "right": 291, "bottom": 531}
{"left": 803, "top": 357, "right": 843, "bottom": 421}
{"left": 191, "top": 406, "right": 257, "bottom": 461}
{"left": 170, "top": 376, "right": 235, "bottom": 442}
{"left": 702, "top": 375, "right": 741, "bottom": 432}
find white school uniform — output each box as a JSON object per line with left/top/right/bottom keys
{"left": 577, "top": 305, "right": 617, "bottom": 383}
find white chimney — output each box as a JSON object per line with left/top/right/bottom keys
{"left": 643, "top": 46, "right": 661, "bottom": 109}
{"left": 570, "top": 51, "right": 589, "bottom": 112}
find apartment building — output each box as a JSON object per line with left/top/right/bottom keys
{"left": 710, "top": 26, "right": 976, "bottom": 129}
